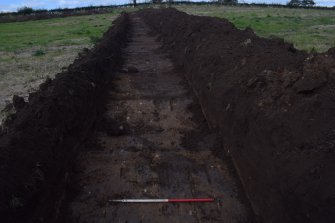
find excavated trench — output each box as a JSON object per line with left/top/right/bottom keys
{"left": 1, "top": 8, "right": 335, "bottom": 223}
{"left": 64, "top": 16, "right": 253, "bottom": 223}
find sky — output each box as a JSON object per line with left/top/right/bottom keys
{"left": 0, "top": 0, "right": 334, "bottom": 12}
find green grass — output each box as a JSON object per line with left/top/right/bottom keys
{"left": 0, "top": 8, "right": 137, "bottom": 123}
{"left": 0, "top": 12, "right": 123, "bottom": 52}
{"left": 175, "top": 5, "right": 335, "bottom": 52}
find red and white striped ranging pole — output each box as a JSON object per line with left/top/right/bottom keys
{"left": 109, "top": 198, "right": 215, "bottom": 203}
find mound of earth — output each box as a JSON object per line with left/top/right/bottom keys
{"left": 0, "top": 13, "right": 130, "bottom": 222}
{"left": 138, "top": 8, "right": 335, "bottom": 223}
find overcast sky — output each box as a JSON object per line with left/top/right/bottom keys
{"left": 0, "top": 0, "right": 334, "bottom": 12}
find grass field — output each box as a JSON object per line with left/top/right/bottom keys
{"left": 0, "top": 5, "right": 334, "bottom": 122}
{"left": 0, "top": 13, "right": 121, "bottom": 52}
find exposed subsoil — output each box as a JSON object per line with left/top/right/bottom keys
{"left": 63, "top": 16, "right": 253, "bottom": 223}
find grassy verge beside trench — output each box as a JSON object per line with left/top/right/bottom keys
{"left": 0, "top": 9, "right": 136, "bottom": 122}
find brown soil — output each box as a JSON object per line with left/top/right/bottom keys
{"left": 1, "top": 8, "right": 335, "bottom": 223}
{"left": 139, "top": 8, "right": 335, "bottom": 223}
{"left": 0, "top": 13, "right": 130, "bottom": 222}
{"left": 61, "top": 16, "right": 254, "bottom": 223}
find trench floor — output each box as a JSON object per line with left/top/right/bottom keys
{"left": 67, "top": 16, "right": 251, "bottom": 223}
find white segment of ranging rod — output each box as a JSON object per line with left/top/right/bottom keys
{"left": 109, "top": 199, "right": 168, "bottom": 203}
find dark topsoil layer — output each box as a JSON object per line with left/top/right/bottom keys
{"left": 0, "top": 13, "right": 130, "bottom": 222}
{"left": 138, "top": 8, "right": 335, "bottom": 223}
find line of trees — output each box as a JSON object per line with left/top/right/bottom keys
{"left": 17, "top": 6, "right": 35, "bottom": 15}
{"left": 287, "top": 0, "right": 315, "bottom": 6}
{"left": 215, "top": 0, "right": 238, "bottom": 4}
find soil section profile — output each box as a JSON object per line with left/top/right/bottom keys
{"left": 139, "top": 8, "right": 335, "bottom": 223}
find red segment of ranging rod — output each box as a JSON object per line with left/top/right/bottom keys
{"left": 168, "top": 198, "right": 214, "bottom": 203}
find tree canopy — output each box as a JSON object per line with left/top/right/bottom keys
{"left": 287, "top": 0, "right": 315, "bottom": 6}
{"left": 17, "top": 6, "right": 34, "bottom": 15}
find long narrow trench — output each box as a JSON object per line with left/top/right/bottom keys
{"left": 67, "top": 16, "right": 251, "bottom": 222}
